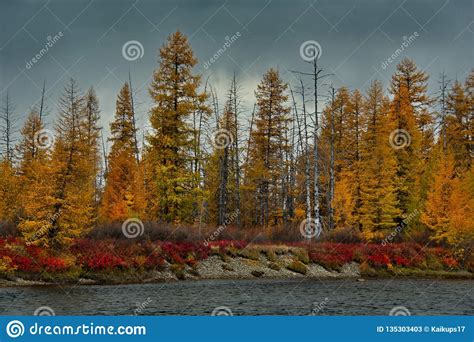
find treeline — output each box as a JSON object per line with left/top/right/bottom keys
{"left": 0, "top": 31, "right": 472, "bottom": 250}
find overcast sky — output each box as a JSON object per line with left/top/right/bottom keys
{"left": 0, "top": 0, "right": 472, "bottom": 142}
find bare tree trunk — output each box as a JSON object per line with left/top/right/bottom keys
{"left": 328, "top": 87, "right": 335, "bottom": 231}
{"left": 39, "top": 80, "right": 46, "bottom": 123}
{"left": 128, "top": 71, "right": 140, "bottom": 163}
{"left": 244, "top": 103, "right": 257, "bottom": 225}
{"left": 281, "top": 123, "right": 290, "bottom": 224}
{"left": 231, "top": 74, "right": 242, "bottom": 228}
{"left": 439, "top": 72, "right": 449, "bottom": 154}
{"left": 217, "top": 144, "right": 229, "bottom": 226}
{"left": 312, "top": 58, "right": 321, "bottom": 235}
{"left": 299, "top": 79, "right": 312, "bottom": 237}
{"left": 244, "top": 104, "right": 256, "bottom": 166}
{"left": 100, "top": 128, "right": 108, "bottom": 175}
{"left": 196, "top": 78, "right": 209, "bottom": 182}
{"left": 0, "top": 92, "right": 17, "bottom": 164}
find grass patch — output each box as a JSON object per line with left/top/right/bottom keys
{"left": 287, "top": 260, "right": 307, "bottom": 275}
{"left": 292, "top": 248, "right": 310, "bottom": 264}
{"left": 264, "top": 249, "right": 278, "bottom": 262}
{"left": 170, "top": 264, "right": 186, "bottom": 280}
{"left": 268, "top": 262, "right": 281, "bottom": 271}
{"left": 238, "top": 247, "right": 261, "bottom": 261}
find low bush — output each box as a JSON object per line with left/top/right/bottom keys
{"left": 268, "top": 262, "right": 280, "bottom": 271}
{"left": 0, "top": 237, "right": 469, "bottom": 279}
{"left": 263, "top": 249, "right": 278, "bottom": 262}
{"left": 287, "top": 260, "right": 307, "bottom": 275}
{"left": 237, "top": 247, "right": 261, "bottom": 261}
{"left": 292, "top": 248, "right": 310, "bottom": 264}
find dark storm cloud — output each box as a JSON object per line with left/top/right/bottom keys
{"left": 0, "top": 0, "right": 472, "bottom": 137}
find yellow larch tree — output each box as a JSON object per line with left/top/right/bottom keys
{"left": 100, "top": 83, "right": 144, "bottom": 222}
{"left": 16, "top": 109, "right": 55, "bottom": 245}
{"left": 146, "top": 31, "right": 210, "bottom": 223}
{"left": 359, "top": 80, "right": 400, "bottom": 241}
{"left": 243, "top": 68, "right": 290, "bottom": 227}
{"left": 47, "top": 78, "right": 99, "bottom": 248}
{"left": 389, "top": 58, "right": 431, "bottom": 221}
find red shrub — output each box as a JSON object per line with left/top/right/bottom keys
{"left": 84, "top": 253, "right": 127, "bottom": 270}
{"left": 393, "top": 256, "right": 411, "bottom": 267}
{"left": 41, "top": 256, "right": 67, "bottom": 272}
{"left": 367, "top": 254, "right": 390, "bottom": 267}
{"left": 443, "top": 257, "right": 458, "bottom": 269}
{"left": 308, "top": 243, "right": 356, "bottom": 270}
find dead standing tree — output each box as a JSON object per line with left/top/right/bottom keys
{"left": 230, "top": 74, "right": 242, "bottom": 228}
{"left": 327, "top": 86, "right": 336, "bottom": 231}
{"left": 0, "top": 92, "right": 19, "bottom": 163}
{"left": 291, "top": 42, "right": 331, "bottom": 237}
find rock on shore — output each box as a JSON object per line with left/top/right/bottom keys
{"left": 194, "top": 255, "right": 360, "bottom": 280}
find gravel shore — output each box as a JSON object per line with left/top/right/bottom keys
{"left": 195, "top": 255, "right": 360, "bottom": 280}
{"left": 0, "top": 253, "right": 360, "bottom": 286}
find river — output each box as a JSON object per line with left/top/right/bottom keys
{"left": 0, "top": 279, "right": 472, "bottom": 315}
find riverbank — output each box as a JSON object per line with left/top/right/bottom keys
{"left": 0, "top": 238, "right": 472, "bottom": 286}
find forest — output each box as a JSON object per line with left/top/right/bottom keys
{"left": 0, "top": 31, "right": 472, "bottom": 273}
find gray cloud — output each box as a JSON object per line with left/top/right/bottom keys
{"left": 0, "top": 0, "right": 472, "bottom": 141}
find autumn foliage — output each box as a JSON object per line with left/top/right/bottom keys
{"left": 0, "top": 238, "right": 468, "bottom": 278}
{"left": 0, "top": 31, "right": 472, "bottom": 268}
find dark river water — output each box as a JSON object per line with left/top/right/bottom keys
{"left": 0, "top": 279, "right": 472, "bottom": 316}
